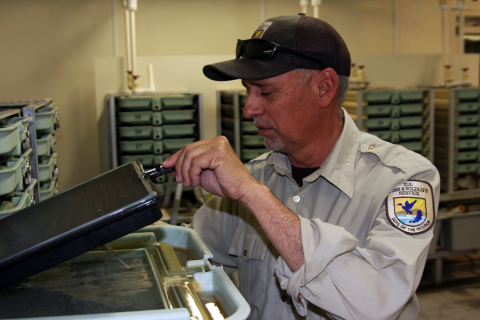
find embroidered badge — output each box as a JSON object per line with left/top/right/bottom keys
{"left": 385, "top": 180, "right": 435, "bottom": 235}
{"left": 252, "top": 21, "right": 272, "bottom": 39}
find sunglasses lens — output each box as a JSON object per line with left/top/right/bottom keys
{"left": 245, "top": 40, "right": 275, "bottom": 60}
{"left": 236, "top": 39, "right": 276, "bottom": 60}
{"left": 236, "top": 40, "right": 245, "bottom": 59}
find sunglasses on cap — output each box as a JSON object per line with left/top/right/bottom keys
{"left": 236, "top": 38, "right": 326, "bottom": 68}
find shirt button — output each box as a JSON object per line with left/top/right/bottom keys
{"left": 243, "top": 250, "right": 247, "bottom": 256}
{"left": 293, "top": 195, "right": 300, "bottom": 203}
{"left": 281, "top": 296, "right": 288, "bottom": 302}
{"left": 367, "top": 145, "right": 374, "bottom": 149}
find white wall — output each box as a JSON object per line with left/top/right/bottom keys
{"left": 1, "top": 0, "right": 478, "bottom": 189}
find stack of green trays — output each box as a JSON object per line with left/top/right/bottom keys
{"left": 38, "top": 152, "right": 58, "bottom": 182}
{"left": 115, "top": 94, "right": 200, "bottom": 194}
{"left": 0, "top": 147, "right": 34, "bottom": 217}
{"left": 0, "top": 112, "right": 34, "bottom": 214}
{"left": 361, "top": 89, "right": 428, "bottom": 155}
{"left": 0, "top": 148, "right": 33, "bottom": 196}
{"left": 35, "top": 107, "right": 58, "bottom": 133}
{"left": 39, "top": 176, "right": 59, "bottom": 201}
{"left": 35, "top": 104, "right": 60, "bottom": 202}
{"left": 0, "top": 179, "right": 37, "bottom": 220}
{"left": 220, "top": 91, "right": 269, "bottom": 163}
{"left": 0, "top": 117, "right": 31, "bottom": 156}
{"left": 37, "top": 132, "right": 56, "bottom": 157}
{"left": 453, "top": 89, "right": 480, "bottom": 175}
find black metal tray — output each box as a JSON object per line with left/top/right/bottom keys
{"left": 0, "top": 161, "right": 163, "bottom": 289}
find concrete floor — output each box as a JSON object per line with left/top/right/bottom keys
{"left": 417, "top": 281, "right": 480, "bottom": 319}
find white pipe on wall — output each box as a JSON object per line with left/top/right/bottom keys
{"left": 311, "top": 0, "right": 321, "bottom": 19}
{"left": 440, "top": 0, "right": 448, "bottom": 81}
{"left": 393, "top": 0, "right": 398, "bottom": 54}
{"left": 458, "top": 0, "right": 466, "bottom": 71}
{"left": 130, "top": 9, "right": 137, "bottom": 76}
{"left": 112, "top": 0, "right": 119, "bottom": 57}
{"left": 300, "top": 0, "right": 309, "bottom": 15}
{"left": 124, "top": 3, "right": 132, "bottom": 72}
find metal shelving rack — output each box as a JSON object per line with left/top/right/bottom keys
{"left": 342, "top": 88, "right": 435, "bottom": 161}
{"left": 217, "top": 90, "right": 269, "bottom": 163}
{"left": 434, "top": 87, "right": 480, "bottom": 196}
{"left": 107, "top": 92, "right": 204, "bottom": 225}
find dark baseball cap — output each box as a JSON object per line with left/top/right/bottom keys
{"left": 203, "top": 14, "right": 351, "bottom": 81}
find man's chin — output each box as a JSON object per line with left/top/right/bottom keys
{"left": 264, "top": 137, "right": 285, "bottom": 152}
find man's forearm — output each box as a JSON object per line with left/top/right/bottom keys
{"left": 239, "top": 183, "right": 304, "bottom": 271}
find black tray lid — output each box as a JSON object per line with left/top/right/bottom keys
{"left": 0, "top": 161, "right": 163, "bottom": 289}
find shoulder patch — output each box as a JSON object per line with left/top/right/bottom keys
{"left": 385, "top": 180, "right": 435, "bottom": 235}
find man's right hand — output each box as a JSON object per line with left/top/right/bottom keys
{"left": 162, "top": 136, "right": 264, "bottom": 203}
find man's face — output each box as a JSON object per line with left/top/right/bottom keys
{"left": 242, "top": 70, "right": 321, "bottom": 155}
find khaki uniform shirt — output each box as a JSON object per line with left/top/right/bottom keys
{"left": 192, "top": 111, "right": 440, "bottom": 320}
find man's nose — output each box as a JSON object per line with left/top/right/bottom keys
{"left": 243, "top": 94, "right": 264, "bottom": 119}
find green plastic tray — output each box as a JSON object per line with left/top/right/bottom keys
{"left": 241, "top": 121, "right": 257, "bottom": 134}
{"left": 456, "top": 102, "right": 480, "bottom": 114}
{"left": 364, "top": 104, "right": 423, "bottom": 118}
{"left": 457, "top": 127, "right": 480, "bottom": 138}
{"left": 159, "top": 94, "right": 196, "bottom": 110}
{"left": 364, "top": 91, "right": 395, "bottom": 104}
{"left": 0, "top": 149, "right": 32, "bottom": 195}
{"left": 369, "top": 128, "right": 423, "bottom": 143}
{"left": 116, "top": 95, "right": 160, "bottom": 111}
{"left": 117, "top": 111, "right": 163, "bottom": 126}
{"left": 0, "top": 117, "right": 30, "bottom": 156}
{"left": 456, "top": 139, "right": 480, "bottom": 151}
{"left": 398, "top": 90, "right": 424, "bottom": 103}
{"left": 119, "top": 154, "right": 166, "bottom": 168}
{"left": 118, "top": 140, "right": 164, "bottom": 155}
{"left": 161, "top": 109, "right": 196, "bottom": 124}
{"left": 364, "top": 116, "right": 423, "bottom": 130}
{"left": 116, "top": 94, "right": 196, "bottom": 111}
{"left": 457, "top": 114, "right": 480, "bottom": 126}
{"left": 39, "top": 176, "right": 59, "bottom": 201}
{"left": 242, "top": 135, "right": 265, "bottom": 147}
{"left": 0, "top": 179, "right": 37, "bottom": 219}
{"left": 162, "top": 124, "right": 197, "bottom": 138}
{"left": 455, "top": 163, "right": 479, "bottom": 174}
{"left": 241, "top": 148, "right": 269, "bottom": 161}
{"left": 456, "top": 89, "right": 480, "bottom": 101}
{"left": 162, "top": 138, "right": 196, "bottom": 153}
{"left": 456, "top": 151, "right": 480, "bottom": 162}
{"left": 364, "top": 90, "right": 424, "bottom": 104}
{"left": 38, "top": 152, "right": 58, "bottom": 182}
{"left": 117, "top": 126, "right": 163, "bottom": 140}
{"left": 398, "top": 141, "right": 423, "bottom": 152}
{"left": 37, "top": 132, "right": 56, "bottom": 157}
{"left": 35, "top": 107, "right": 57, "bottom": 132}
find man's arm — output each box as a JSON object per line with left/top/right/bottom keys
{"left": 163, "top": 136, "right": 305, "bottom": 271}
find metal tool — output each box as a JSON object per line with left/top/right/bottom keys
{"left": 143, "top": 164, "right": 175, "bottom": 180}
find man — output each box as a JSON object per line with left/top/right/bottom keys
{"left": 163, "top": 14, "right": 440, "bottom": 319}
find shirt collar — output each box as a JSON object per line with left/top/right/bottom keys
{"left": 265, "top": 108, "right": 358, "bottom": 199}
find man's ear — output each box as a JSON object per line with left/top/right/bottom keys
{"left": 315, "top": 68, "right": 339, "bottom": 108}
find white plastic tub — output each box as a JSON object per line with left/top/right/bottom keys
{"left": 0, "top": 224, "right": 250, "bottom": 320}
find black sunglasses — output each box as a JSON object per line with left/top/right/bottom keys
{"left": 236, "top": 38, "right": 325, "bottom": 68}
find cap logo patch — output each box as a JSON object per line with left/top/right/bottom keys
{"left": 252, "top": 21, "right": 272, "bottom": 39}
{"left": 385, "top": 180, "right": 435, "bottom": 235}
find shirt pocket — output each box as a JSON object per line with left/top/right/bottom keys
{"left": 229, "top": 228, "right": 270, "bottom": 263}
